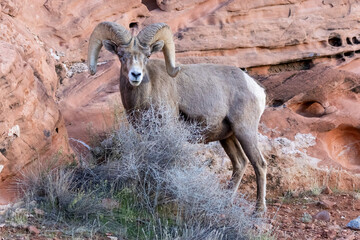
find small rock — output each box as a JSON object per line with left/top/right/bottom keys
{"left": 321, "top": 186, "right": 333, "bottom": 195}
{"left": 318, "top": 199, "right": 336, "bottom": 209}
{"left": 313, "top": 210, "right": 331, "bottom": 222}
{"left": 108, "top": 236, "right": 118, "bottom": 240}
{"left": 347, "top": 216, "right": 360, "bottom": 230}
{"left": 28, "top": 225, "right": 40, "bottom": 235}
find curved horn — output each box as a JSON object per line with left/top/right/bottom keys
{"left": 87, "top": 22, "right": 132, "bottom": 75}
{"left": 137, "top": 23, "right": 180, "bottom": 77}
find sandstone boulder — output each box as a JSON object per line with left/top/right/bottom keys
{"left": 0, "top": 7, "right": 72, "bottom": 202}
{"left": 258, "top": 65, "right": 360, "bottom": 194}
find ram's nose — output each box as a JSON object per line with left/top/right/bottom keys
{"left": 131, "top": 71, "right": 142, "bottom": 79}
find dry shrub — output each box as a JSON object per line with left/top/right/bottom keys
{"left": 168, "top": 165, "right": 256, "bottom": 239}
{"left": 20, "top": 105, "right": 263, "bottom": 239}
{"left": 19, "top": 157, "right": 107, "bottom": 222}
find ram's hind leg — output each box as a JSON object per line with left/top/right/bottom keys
{"left": 220, "top": 134, "right": 249, "bottom": 191}
{"left": 234, "top": 130, "right": 267, "bottom": 213}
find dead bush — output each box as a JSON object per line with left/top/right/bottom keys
{"left": 19, "top": 105, "right": 264, "bottom": 239}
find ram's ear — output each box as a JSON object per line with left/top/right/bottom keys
{"left": 102, "top": 40, "right": 118, "bottom": 54}
{"left": 150, "top": 40, "right": 164, "bottom": 54}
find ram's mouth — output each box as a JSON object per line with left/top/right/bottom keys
{"left": 130, "top": 80, "right": 141, "bottom": 86}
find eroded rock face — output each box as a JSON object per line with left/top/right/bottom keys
{"left": 258, "top": 65, "right": 360, "bottom": 193}
{"left": 0, "top": 6, "right": 71, "bottom": 200}
{"left": 150, "top": 0, "right": 360, "bottom": 72}
{"left": 14, "top": 0, "right": 149, "bottom": 63}
{"left": 322, "top": 125, "right": 360, "bottom": 169}
{"left": 57, "top": 61, "right": 122, "bottom": 143}
{"left": 155, "top": 0, "right": 207, "bottom": 12}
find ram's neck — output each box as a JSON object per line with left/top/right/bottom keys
{"left": 119, "top": 69, "right": 152, "bottom": 113}
{"left": 119, "top": 60, "right": 179, "bottom": 115}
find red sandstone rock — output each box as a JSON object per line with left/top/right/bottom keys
{"left": 261, "top": 66, "right": 360, "bottom": 174}
{"left": 57, "top": 61, "right": 122, "bottom": 143}
{"left": 156, "top": 0, "right": 207, "bottom": 12}
{"left": 258, "top": 65, "right": 360, "bottom": 194}
{"left": 14, "top": 0, "right": 149, "bottom": 63}
{"left": 0, "top": 3, "right": 72, "bottom": 200}
{"left": 318, "top": 199, "right": 337, "bottom": 209}
{"left": 7, "top": 0, "right": 360, "bottom": 71}
{"left": 0, "top": 40, "right": 70, "bottom": 177}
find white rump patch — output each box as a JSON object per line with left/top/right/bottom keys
{"left": 8, "top": 125, "right": 20, "bottom": 138}
{"left": 0, "top": 165, "right": 3, "bottom": 174}
{"left": 243, "top": 72, "right": 266, "bottom": 112}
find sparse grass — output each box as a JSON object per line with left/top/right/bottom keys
{"left": 7, "top": 209, "right": 28, "bottom": 227}
{"left": 18, "top": 105, "right": 267, "bottom": 239}
{"left": 309, "top": 186, "right": 322, "bottom": 196}
{"left": 330, "top": 186, "right": 343, "bottom": 194}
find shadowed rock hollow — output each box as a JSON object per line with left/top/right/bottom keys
{"left": 257, "top": 65, "right": 360, "bottom": 194}
{"left": 322, "top": 125, "right": 360, "bottom": 169}
{"left": 1, "top": 0, "right": 360, "bottom": 202}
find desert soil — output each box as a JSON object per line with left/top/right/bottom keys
{"left": 267, "top": 190, "right": 360, "bottom": 239}
{"left": 0, "top": 190, "right": 359, "bottom": 239}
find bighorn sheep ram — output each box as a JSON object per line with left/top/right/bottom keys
{"left": 88, "top": 22, "right": 267, "bottom": 212}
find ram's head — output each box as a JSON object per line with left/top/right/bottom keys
{"left": 88, "top": 22, "right": 180, "bottom": 86}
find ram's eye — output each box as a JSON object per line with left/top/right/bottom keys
{"left": 119, "top": 55, "right": 125, "bottom": 62}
